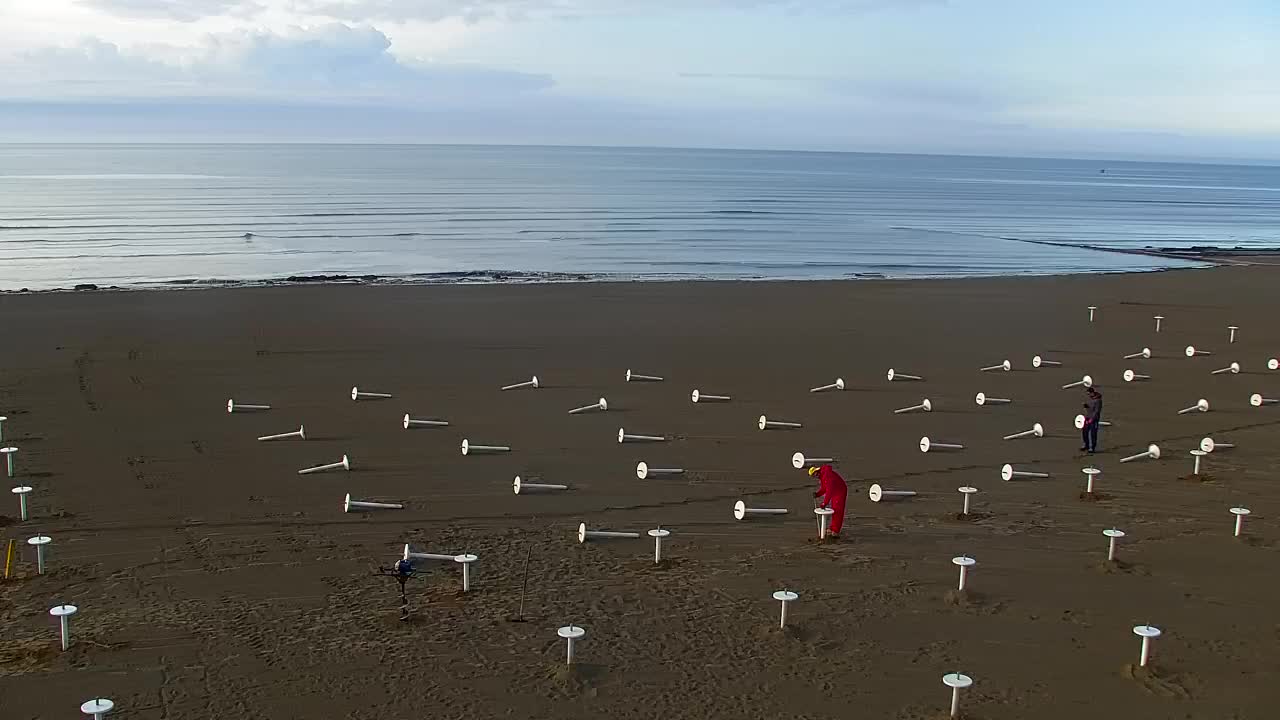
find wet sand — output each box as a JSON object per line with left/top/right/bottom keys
{"left": 2, "top": 266, "right": 1279, "bottom": 719}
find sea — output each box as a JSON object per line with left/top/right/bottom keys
{"left": 1, "top": 144, "right": 1277, "bottom": 291}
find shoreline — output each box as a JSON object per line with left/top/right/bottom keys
{"left": 0, "top": 267, "right": 1185, "bottom": 294}
{"left": 0, "top": 257, "right": 1231, "bottom": 295}
{"left": 1009, "top": 239, "right": 1280, "bottom": 267}
{"left": 10, "top": 243, "right": 1277, "bottom": 296}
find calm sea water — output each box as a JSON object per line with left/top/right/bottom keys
{"left": 1, "top": 144, "right": 1277, "bottom": 290}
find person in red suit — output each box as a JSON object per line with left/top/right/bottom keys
{"left": 808, "top": 464, "right": 848, "bottom": 538}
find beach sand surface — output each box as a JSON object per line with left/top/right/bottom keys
{"left": 2, "top": 267, "right": 1279, "bottom": 719}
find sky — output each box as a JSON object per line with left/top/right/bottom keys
{"left": 0, "top": 0, "right": 1277, "bottom": 158}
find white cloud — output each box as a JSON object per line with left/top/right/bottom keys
{"left": 74, "top": 0, "right": 944, "bottom": 23}
{"left": 0, "top": 0, "right": 490, "bottom": 59}
{"left": 1, "top": 24, "right": 553, "bottom": 100}
{"left": 78, "top": 0, "right": 264, "bottom": 22}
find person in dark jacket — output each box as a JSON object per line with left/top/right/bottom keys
{"left": 1081, "top": 387, "right": 1103, "bottom": 452}
{"left": 809, "top": 464, "right": 848, "bottom": 538}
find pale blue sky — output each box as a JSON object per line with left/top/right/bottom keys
{"left": 0, "top": 0, "right": 1276, "bottom": 158}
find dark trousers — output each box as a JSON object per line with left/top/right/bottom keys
{"left": 1081, "top": 421, "right": 1099, "bottom": 451}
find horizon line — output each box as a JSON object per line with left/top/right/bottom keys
{"left": 1, "top": 140, "right": 1276, "bottom": 168}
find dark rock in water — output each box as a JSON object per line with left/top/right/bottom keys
{"left": 74, "top": 284, "right": 98, "bottom": 291}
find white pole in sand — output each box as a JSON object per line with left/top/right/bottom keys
{"left": 886, "top": 368, "right": 924, "bottom": 381}
{"left": 351, "top": 386, "right": 393, "bottom": 401}
{"left": 577, "top": 523, "right": 641, "bottom": 543}
{"left": 1251, "top": 393, "right": 1279, "bottom": 407}
{"left": 403, "top": 545, "right": 458, "bottom": 563}
{"left": 618, "top": 428, "right": 666, "bottom": 443}
{"left": 403, "top": 414, "right": 449, "bottom": 429}
{"left": 1199, "top": 437, "right": 1234, "bottom": 453}
{"left": 2, "top": 447, "right": 18, "bottom": 478}
{"left": 258, "top": 425, "right": 305, "bottom": 441}
{"left": 1123, "top": 369, "right": 1150, "bottom": 382}
{"left": 792, "top": 452, "right": 835, "bottom": 469}
{"left": 919, "top": 437, "right": 964, "bottom": 453}
{"left": 1104, "top": 528, "right": 1125, "bottom": 561}
{"left": 28, "top": 534, "right": 51, "bottom": 574}
{"left": 557, "top": 625, "right": 585, "bottom": 665}
{"left": 1185, "top": 345, "right": 1211, "bottom": 357}
{"left": 1211, "top": 362, "right": 1241, "bottom": 375}
{"left": 980, "top": 360, "right": 1012, "bottom": 372}
{"left": 501, "top": 376, "right": 539, "bottom": 391}
{"left": 12, "top": 485, "right": 32, "bottom": 521}
{"left": 1061, "top": 375, "right": 1094, "bottom": 390}
{"left": 1119, "top": 444, "right": 1161, "bottom": 463}
{"left": 626, "top": 369, "right": 663, "bottom": 382}
{"left": 227, "top": 399, "right": 271, "bottom": 413}
{"left": 943, "top": 673, "right": 973, "bottom": 719}
{"left": 80, "top": 698, "right": 115, "bottom": 720}
{"left": 1176, "top": 398, "right": 1210, "bottom": 415}
{"left": 958, "top": 486, "right": 978, "bottom": 515}
{"left": 1002, "top": 423, "right": 1044, "bottom": 441}
{"left": 974, "top": 392, "right": 1011, "bottom": 406}
{"left": 1033, "top": 355, "right": 1062, "bottom": 369}
{"left": 0, "top": 415, "right": 7, "bottom": 442}
{"left": 758, "top": 415, "right": 803, "bottom": 431}
{"left": 893, "top": 398, "right": 932, "bottom": 414}
{"left": 1087, "top": 306, "right": 1097, "bottom": 322}
{"left": 691, "top": 389, "right": 731, "bottom": 403}
{"left": 648, "top": 527, "right": 670, "bottom": 563}
{"left": 343, "top": 494, "right": 403, "bottom": 512}
{"left": 49, "top": 604, "right": 77, "bottom": 650}
{"left": 810, "top": 378, "right": 845, "bottom": 393}
{"left": 567, "top": 397, "right": 608, "bottom": 415}
{"left": 1153, "top": 315, "right": 1164, "bottom": 333}
{"left": 1001, "top": 464, "right": 1049, "bottom": 482}
{"left": 461, "top": 440, "right": 510, "bottom": 456}
{"left": 1190, "top": 450, "right": 1208, "bottom": 476}
{"left": 513, "top": 476, "right": 568, "bottom": 494}
{"left": 1074, "top": 414, "right": 1112, "bottom": 430}
{"left": 298, "top": 455, "right": 350, "bottom": 474}
{"left": 1133, "top": 625, "right": 1161, "bottom": 667}
{"left": 734, "top": 500, "right": 789, "bottom": 520}
{"left": 772, "top": 590, "right": 798, "bottom": 628}
{"left": 636, "top": 462, "right": 684, "bottom": 479}
{"left": 454, "top": 554, "right": 477, "bottom": 592}
{"left": 1228, "top": 326, "right": 1239, "bottom": 343}
{"left": 1230, "top": 507, "right": 1251, "bottom": 537}
{"left": 1123, "top": 348, "right": 1152, "bottom": 360}
{"left": 952, "top": 556, "right": 976, "bottom": 591}
{"left": 1082, "top": 467, "right": 1101, "bottom": 494}
{"left": 869, "top": 484, "right": 916, "bottom": 502}
{"left": 813, "top": 507, "right": 835, "bottom": 539}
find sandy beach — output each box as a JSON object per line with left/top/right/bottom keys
{"left": 2, "top": 266, "right": 1279, "bottom": 719}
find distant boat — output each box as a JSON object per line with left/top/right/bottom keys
{"left": 1100, "top": 169, "right": 1107, "bottom": 174}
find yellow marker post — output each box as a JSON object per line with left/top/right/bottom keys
{"left": 4, "top": 538, "right": 13, "bottom": 580}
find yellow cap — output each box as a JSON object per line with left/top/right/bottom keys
{"left": 807, "top": 466, "right": 819, "bottom": 476}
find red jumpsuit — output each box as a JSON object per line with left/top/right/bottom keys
{"left": 813, "top": 464, "right": 848, "bottom": 535}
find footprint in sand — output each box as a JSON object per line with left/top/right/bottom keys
{"left": 1122, "top": 664, "right": 1193, "bottom": 699}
